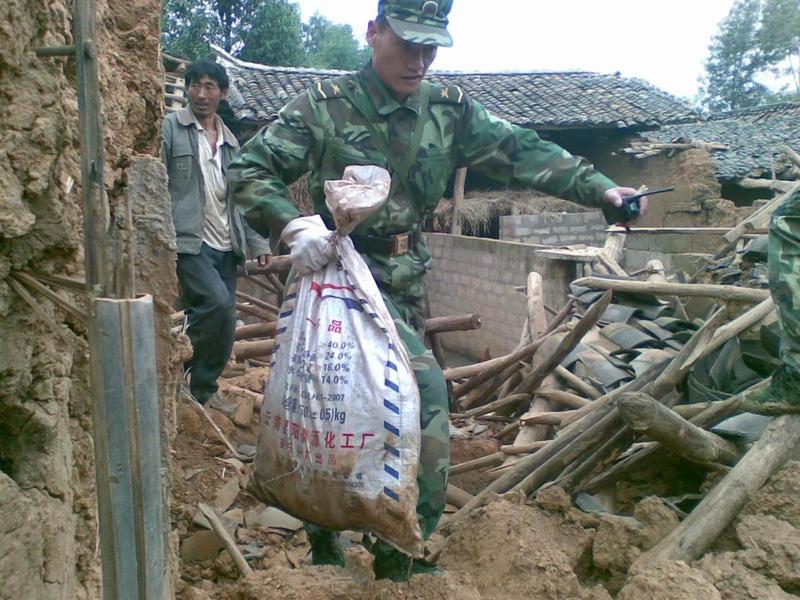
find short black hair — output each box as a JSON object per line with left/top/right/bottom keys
{"left": 185, "top": 60, "right": 229, "bottom": 91}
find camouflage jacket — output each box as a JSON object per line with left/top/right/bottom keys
{"left": 229, "top": 63, "right": 620, "bottom": 299}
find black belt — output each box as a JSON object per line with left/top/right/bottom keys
{"left": 321, "top": 214, "right": 420, "bottom": 257}
{"left": 349, "top": 228, "right": 421, "bottom": 257}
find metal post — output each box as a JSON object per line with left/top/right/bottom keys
{"left": 89, "top": 296, "right": 168, "bottom": 599}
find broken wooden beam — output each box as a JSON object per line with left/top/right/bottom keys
{"left": 618, "top": 392, "right": 740, "bottom": 465}
{"left": 636, "top": 414, "right": 800, "bottom": 567}
{"left": 234, "top": 321, "right": 277, "bottom": 341}
{"left": 572, "top": 276, "right": 770, "bottom": 303}
{"left": 449, "top": 452, "right": 505, "bottom": 476}
{"left": 233, "top": 339, "right": 276, "bottom": 361}
{"left": 424, "top": 313, "right": 482, "bottom": 334}
{"left": 238, "top": 256, "right": 292, "bottom": 275}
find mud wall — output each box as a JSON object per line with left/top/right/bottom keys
{"left": 0, "top": 1, "right": 169, "bottom": 598}
{"left": 593, "top": 147, "right": 751, "bottom": 228}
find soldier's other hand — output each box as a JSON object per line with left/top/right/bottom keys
{"left": 256, "top": 254, "right": 271, "bottom": 267}
{"left": 281, "top": 217, "right": 337, "bottom": 275}
{"left": 603, "top": 186, "right": 649, "bottom": 221}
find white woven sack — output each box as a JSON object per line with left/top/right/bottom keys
{"left": 251, "top": 167, "right": 423, "bottom": 556}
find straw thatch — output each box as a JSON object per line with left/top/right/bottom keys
{"left": 431, "top": 190, "right": 591, "bottom": 234}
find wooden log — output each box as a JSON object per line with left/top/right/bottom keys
{"left": 446, "top": 483, "right": 473, "bottom": 508}
{"left": 244, "top": 274, "right": 280, "bottom": 298}
{"left": 512, "top": 308, "right": 726, "bottom": 499}
{"left": 721, "top": 181, "right": 800, "bottom": 247}
{"left": 618, "top": 392, "right": 740, "bottom": 465}
{"left": 464, "top": 394, "right": 530, "bottom": 419}
{"left": 238, "top": 256, "right": 292, "bottom": 275}
{"left": 459, "top": 361, "right": 523, "bottom": 411}
{"left": 555, "top": 365, "right": 602, "bottom": 399}
{"left": 783, "top": 144, "right": 800, "bottom": 170}
{"left": 572, "top": 277, "right": 770, "bottom": 303}
{"left": 12, "top": 271, "right": 87, "bottom": 321}
{"left": 235, "top": 291, "right": 279, "bottom": 314}
{"left": 577, "top": 379, "right": 770, "bottom": 494}
{"left": 501, "top": 441, "right": 549, "bottom": 455}
{"left": 451, "top": 330, "right": 556, "bottom": 399}
{"left": 449, "top": 452, "right": 505, "bottom": 475}
{"left": 536, "top": 388, "right": 591, "bottom": 409}
{"left": 236, "top": 302, "right": 277, "bottom": 322}
{"left": 425, "top": 313, "right": 483, "bottom": 334}
{"left": 636, "top": 414, "right": 800, "bottom": 567}
{"left": 450, "top": 167, "right": 468, "bottom": 235}
{"left": 198, "top": 503, "right": 254, "bottom": 578}
{"left": 234, "top": 321, "right": 277, "bottom": 341}
{"left": 509, "top": 290, "right": 612, "bottom": 398}
{"left": 738, "top": 178, "right": 796, "bottom": 193}
{"left": 233, "top": 339, "right": 276, "bottom": 361}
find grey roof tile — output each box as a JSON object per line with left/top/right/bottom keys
{"left": 640, "top": 103, "right": 800, "bottom": 181}
{"left": 223, "top": 62, "right": 698, "bottom": 130}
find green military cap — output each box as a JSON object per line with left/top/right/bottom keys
{"left": 377, "top": 0, "right": 454, "bottom": 47}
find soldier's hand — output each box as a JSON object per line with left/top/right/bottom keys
{"left": 281, "top": 216, "right": 337, "bottom": 275}
{"left": 256, "top": 254, "right": 271, "bottom": 267}
{"left": 603, "top": 186, "right": 649, "bottom": 222}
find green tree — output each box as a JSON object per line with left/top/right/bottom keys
{"left": 162, "top": 1, "right": 368, "bottom": 69}
{"left": 302, "top": 12, "right": 371, "bottom": 70}
{"left": 239, "top": 1, "right": 305, "bottom": 66}
{"left": 162, "top": 0, "right": 304, "bottom": 63}
{"left": 701, "top": 0, "right": 770, "bottom": 111}
{"left": 161, "top": 0, "right": 219, "bottom": 60}
{"left": 758, "top": 0, "right": 800, "bottom": 95}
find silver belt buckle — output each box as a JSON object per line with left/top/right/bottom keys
{"left": 392, "top": 232, "right": 410, "bottom": 256}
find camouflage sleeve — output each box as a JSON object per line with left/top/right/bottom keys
{"left": 228, "top": 92, "right": 322, "bottom": 235}
{"left": 456, "top": 98, "right": 623, "bottom": 223}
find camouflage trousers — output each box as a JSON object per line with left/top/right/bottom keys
{"left": 306, "top": 287, "right": 450, "bottom": 552}
{"left": 769, "top": 189, "right": 800, "bottom": 376}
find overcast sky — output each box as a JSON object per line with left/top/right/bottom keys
{"left": 295, "top": 0, "right": 738, "bottom": 101}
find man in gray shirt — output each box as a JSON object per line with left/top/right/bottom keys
{"left": 162, "top": 60, "right": 271, "bottom": 405}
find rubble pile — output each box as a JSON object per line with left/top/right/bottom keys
{"left": 171, "top": 187, "right": 800, "bottom": 599}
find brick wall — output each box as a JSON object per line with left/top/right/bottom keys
{"left": 500, "top": 211, "right": 608, "bottom": 246}
{"left": 425, "top": 233, "right": 575, "bottom": 360}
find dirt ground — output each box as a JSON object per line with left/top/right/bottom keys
{"left": 171, "top": 379, "right": 800, "bottom": 600}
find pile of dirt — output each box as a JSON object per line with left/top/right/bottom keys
{"left": 439, "top": 493, "right": 609, "bottom": 599}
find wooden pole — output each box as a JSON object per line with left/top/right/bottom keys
{"left": 618, "top": 392, "right": 740, "bottom": 465}
{"left": 637, "top": 415, "right": 800, "bottom": 567}
{"left": 572, "top": 277, "right": 770, "bottom": 303}
{"left": 451, "top": 167, "right": 467, "bottom": 235}
{"left": 424, "top": 313, "right": 482, "bottom": 334}
{"left": 234, "top": 321, "right": 277, "bottom": 341}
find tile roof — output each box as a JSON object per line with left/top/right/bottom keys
{"left": 215, "top": 49, "right": 698, "bottom": 131}
{"left": 639, "top": 103, "right": 800, "bottom": 181}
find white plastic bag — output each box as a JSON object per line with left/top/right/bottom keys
{"left": 251, "top": 166, "right": 423, "bottom": 556}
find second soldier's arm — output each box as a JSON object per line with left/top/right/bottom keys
{"left": 455, "top": 98, "right": 627, "bottom": 224}
{"left": 228, "top": 93, "right": 323, "bottom": 236}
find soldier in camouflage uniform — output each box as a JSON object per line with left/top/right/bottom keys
{"left": 229, "top": 0, "right": 643, "bottom": 581}
{"left": 764, "top": 188, "right": 800, "bottom": 403}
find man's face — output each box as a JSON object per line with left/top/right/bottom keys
{"left": 367, "top": 21, "right": 437, "bottom": 100}
{"left": 187, "top": 75, "right": 227, "bottom": 120}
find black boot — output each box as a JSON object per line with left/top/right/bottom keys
{"left": 307, "top": 528, "right": 346, "bottom": 567}
{"left": 372, "top": 540, "right": 442, "bottom": 582}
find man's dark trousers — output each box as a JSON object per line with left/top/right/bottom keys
{"left": 177, "top": 242, "right": 238, "bottom": 404}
